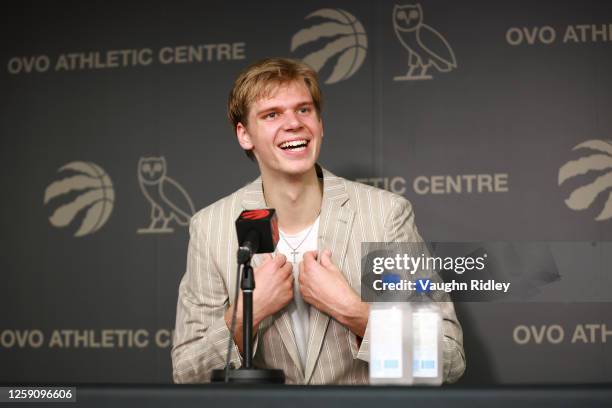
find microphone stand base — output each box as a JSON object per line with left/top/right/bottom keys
{"left": 211, "top": 368, "right": 285, "bottom": 384}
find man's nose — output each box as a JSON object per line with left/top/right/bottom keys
{"left": 282, "top": 111, "right": 303, "bottom": 130}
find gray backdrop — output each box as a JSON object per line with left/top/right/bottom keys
{"left": 1, "top": 0, "right": 611, "bottom": 384}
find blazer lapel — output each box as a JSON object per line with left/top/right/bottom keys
{"left": 240, "top": 176, "right": 304, "bottom": 378}
{"left": 304, "top": 167, "right": 355, "bottom": 384}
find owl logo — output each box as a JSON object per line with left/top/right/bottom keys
{"left": 137, "top": 157, "right": 195, "bottom": 234}
{"left": 392, "top": 4, "right": 457, "bottom": 81}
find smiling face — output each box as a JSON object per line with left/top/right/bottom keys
{"left": 236, "top": 80, "right": 323, "bottom": 179}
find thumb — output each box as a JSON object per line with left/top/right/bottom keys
{"left": 273, "top": 253, "right": 287, "bottom": 266}
{"left": 320, "top": 249, "right": 333, "bottom": 268}
{"left": 261, "top": 253, "right": 273, "bottom": 263}
{"left": 303, "top": 251, "right": 317, "bottom": 263}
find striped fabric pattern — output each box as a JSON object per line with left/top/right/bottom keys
{"left": 172, "top": 167, "right": 466, "bottom": 384}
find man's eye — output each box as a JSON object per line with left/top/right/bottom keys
{"left": 298, "top": 107, "right": 311, "bottom": 114}
{"left": 264, "top": 112, "right": 277, "bottom": 119}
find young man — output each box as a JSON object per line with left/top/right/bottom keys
{"left": 172, "top": 57, "right": 465, "bottom": 384}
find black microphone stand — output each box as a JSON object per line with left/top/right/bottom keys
{"left": 211, "top": 247, "right": 285, "bottom": 384}
{"left": 240, "top": 255, "right": 255, "bottom": 369}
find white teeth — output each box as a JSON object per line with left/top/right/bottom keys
{"left": 279, "top": 139, "right": 308, "bottom": 149}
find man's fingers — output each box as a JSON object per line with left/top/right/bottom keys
{"left": 285, "top": 278, "right": 294, "bottom": 300}
{"left": 274, "top": 253, "right": 287, "bottom": 267}
{"left": 303, "top": 251, "right": 317, "bottom": 263}
{"left": 298, "top": 261, "right": 305, "bottom": 285}
{"left": 281, "top": 262, "right": 293, "bottom": 277}
{"left": 320, "top": 249, "right": 333, "bottom": 268}
{"left": 303, "top": 251, "right": 320, "bottom": 270}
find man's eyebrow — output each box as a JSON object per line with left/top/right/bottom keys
{"left": 255, "top": 101, "right": 314, "bottom": 115}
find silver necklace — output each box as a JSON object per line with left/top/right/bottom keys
{"left": 280, "top": 219, "right": 318, "bottom": 263}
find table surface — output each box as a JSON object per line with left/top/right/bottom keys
{"left": 2, "top": 383, "right": 612, "bottom": 408}
{"left": 4, "top": 384, "right": 612, "bottom": 408}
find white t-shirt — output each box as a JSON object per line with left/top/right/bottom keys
{"left": 276, "top": 217, "right": 319, "bottom": 369}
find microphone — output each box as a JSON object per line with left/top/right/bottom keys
{"left": 212, "top": 208, "right": 285, "bottom": 383}
{"left": 235, "top": 209, "right": 279, "bottom": 263}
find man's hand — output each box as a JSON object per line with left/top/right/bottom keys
{"left": 299, "top": 249, "right": 369, "bottom": 338}
{"left": 225, "top": 253, "right": 293, "bottom": 354}
{"left": 252, "top": 253, "right": 294, "bottom": 324}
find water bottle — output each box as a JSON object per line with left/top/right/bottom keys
{"left": 369, "top": 302, "right": 413, "bottom": 384}
{"left": 411, "top": 299, "right": 443, "bottom": 385}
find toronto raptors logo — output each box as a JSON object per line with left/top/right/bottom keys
{"left": 240, "top": 209, "right": 271, "bottom": 220}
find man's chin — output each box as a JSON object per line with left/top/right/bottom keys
{"left": 283, "top": 164, "right": 316, "bottom": 177}
{"left": 270, "top": 161, "right": 317, "bottom": 178}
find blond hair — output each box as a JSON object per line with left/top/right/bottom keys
{"left": 227, "top": 58, "right": 323, "bottom": 160}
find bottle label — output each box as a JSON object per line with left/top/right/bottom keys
{"left": 413, "top": 311, "right": 438, "bottom": 378}
{"left": 370, "top": 308, "right": 403, "bottom": 378}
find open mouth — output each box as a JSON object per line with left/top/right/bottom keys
{"left": 278, "top": 139, "right": 309, "bottom": 152}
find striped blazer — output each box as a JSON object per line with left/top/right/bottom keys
{"left": 172, "top": 166, "right": 466, "bottom": 384}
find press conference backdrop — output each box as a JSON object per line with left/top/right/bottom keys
{"left": 1, "top": 0, "right": 611, "bottom": 384}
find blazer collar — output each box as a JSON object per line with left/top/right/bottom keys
{"left": 240, "top": 164, "right": 349, "bottom": 210}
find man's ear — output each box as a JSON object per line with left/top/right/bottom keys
{"left": 236, "top": 122, "right": 254, "bottom": 150}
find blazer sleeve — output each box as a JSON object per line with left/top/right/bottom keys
{"left": 171, "top": 214, "right": 242, "bottom": 383}
{"left": 355, "top": 196, "right": 466, "bottom": 384}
